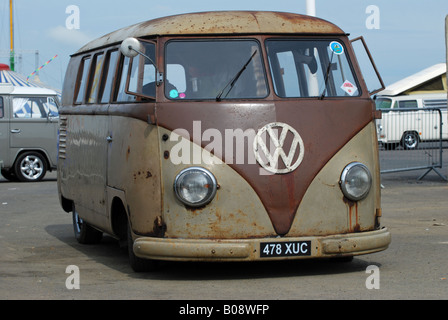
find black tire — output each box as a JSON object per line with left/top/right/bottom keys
{"left": 127, "top": 221, "right": 157, "bottom": 272}
{"left": 401, "top": 132, "right": 419, "bottom": 150}
{"left": 72, "top": 204, "right": 103, "bottom": 244}
{"left": 14, "top": 151, "right": 47, "bottom": 182}
{"left": 383, "top": 143, "right": 398, "bottom": 150}
{"left": 331, "top": 255, "right": 354, "bottom": 263}
{"left": 1, "top": 169, "right": 19, "bottom": 182}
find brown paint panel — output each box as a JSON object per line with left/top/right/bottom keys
{"left": 156, "top": 98, "right": 373, "bottom": 235}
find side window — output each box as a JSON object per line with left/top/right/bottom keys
{"left": 87, "top": 53, "right": 105, "bottom": 103}
{"left": 127, "top": 41, "right": 156, "bottom": 98}
{"left": 398, "top": 100, "right": 418, "bottom": 109}
{"left": 99, "top": 50, "right": 119, "bottom": 104}
{"left": 12, "top": 97, "right": 56, "bottom": 118}
{"left": 46, "top": 97, "right": 59, "bottom": 117}
{"left": 0, "top": 97, "right": 3, "bottom": 118}
{"left": 116, "top": 56, "right": 136, "bottom": 102}
{"left": 75, "top": 56, "right": 91, "bottom": 104}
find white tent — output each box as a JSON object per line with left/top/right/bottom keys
{"left": 0, "top": 63, "right": 61, "bottom": 100}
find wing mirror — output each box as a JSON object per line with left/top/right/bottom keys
{"left": 120, "top": 37, "right": 163, "bottom": 85}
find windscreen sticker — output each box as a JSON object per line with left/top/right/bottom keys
{"left": 169, "top": 89, "right": 179, "bottom": 99}
{"left": 329, "top": 41, "right": 344, "bottom": 55}
{"left": 341, "top": 80, "right": 358, "bottom": 96}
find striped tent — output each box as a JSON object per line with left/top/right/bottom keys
{"left": 0, "top": 63, "right": 61, "bottom": 99}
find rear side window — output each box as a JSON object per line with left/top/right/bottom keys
{"left": 398, "top": 100, "right": 418, "bottom": 109}
{"left": 100, "top": 50, "right": 119, "bottom": 104}
{"left": 87, "top": 53, "right": 105, "bottom": 103}
{"left": 75, "top": 56, "right": 91, "bottom": 104}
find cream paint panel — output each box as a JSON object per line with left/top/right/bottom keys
{"left": 289, "top": 123, "right": 380, "bottom": 236}
{"left": 107, "top": 117, "right": 162, "bottom": 235}
{"left": 159, "top": 127, "right": 277, "bottom": 239}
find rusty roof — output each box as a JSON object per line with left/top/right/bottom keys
{"left": 76, "top": 11, "right": 345, "bottom": 54}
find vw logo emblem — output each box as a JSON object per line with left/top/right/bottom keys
{"left": 253, "top": 122, "right": 305, "bottom": 174}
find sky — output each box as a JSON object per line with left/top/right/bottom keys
{"left": 0, "top": 0, "right": 447, "bottom": 91}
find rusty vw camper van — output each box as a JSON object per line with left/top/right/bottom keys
{"left": 58, "top": 11, "right": 391, "bottom": 271}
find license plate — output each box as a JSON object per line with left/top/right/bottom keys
{"left": 260, "top": 241, "right": 311, "bottom": 258}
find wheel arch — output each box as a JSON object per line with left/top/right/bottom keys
{"left": 13, "top": 148, "right": 52, "bottom": 171}
{"left": 110, "top": 196, "right": 129, "bottom": 241}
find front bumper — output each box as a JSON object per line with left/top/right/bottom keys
{"left": 133, "top": 228, "right": 391, "bottom": 261}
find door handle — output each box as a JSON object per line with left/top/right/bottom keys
{"left": 106, "top": 136, "right": 113, "bottom": 142}
{"left": 10, "top": 129, "right": 21, "bottom": 133}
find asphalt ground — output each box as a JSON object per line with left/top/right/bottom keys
{"left": 0, "top": 160, "right": 447, "bottom": 302}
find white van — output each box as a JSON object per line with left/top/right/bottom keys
{"left": 375, "top": 93, "right": 447, "bottom": 149}
{"left": 0, "top": 84, "right": 60, "bottom": 182}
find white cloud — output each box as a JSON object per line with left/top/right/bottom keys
{"left": 47, "top": 25, "right": 93, "bottom": 49}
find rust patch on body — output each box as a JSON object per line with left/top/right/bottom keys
{"left": 344, "top": 197, "right": 361, "bottom": 232}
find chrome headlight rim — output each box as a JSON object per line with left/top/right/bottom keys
{"left": 173, "top": 167, "right": 217, "bottom": 208}
{"left": 340, "top": 162, "right": 372, "bottom": 202}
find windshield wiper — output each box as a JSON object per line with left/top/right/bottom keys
{"left": 319, "top": 52, "right": 334, "bottom": 100}
{"left": 216, "top": 50, "right": 258, "bottom": 101}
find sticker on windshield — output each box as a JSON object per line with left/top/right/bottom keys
{"left": 169, "top": 89, "right": 179, "bottom": 98}
{"left": 341, "top": 80, "right": 358, "bottom": 96}
{"left": 329, "top": 41, "right": 344, "bottom": 55}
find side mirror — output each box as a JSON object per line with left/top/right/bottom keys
{"left": 120, "top": 37, "right": 143, "bottom": 58}
{"left": 120, "top": 37, "right": 163, "bottom": 86}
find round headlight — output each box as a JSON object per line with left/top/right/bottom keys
{"left": 174, "top": 167, "right": 217, "bottom": 207}
{"left": 340, "top": 162, "right": 372, "bottom": 201}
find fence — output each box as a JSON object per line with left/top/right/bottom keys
{"left": 377, "top": 107, "right": 448, "bottom": 181}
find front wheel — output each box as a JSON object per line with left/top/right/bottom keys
{"left": 72, "top": 204, "right": 103, "bottom": 244}
{"left": 127, "top": 221, "right": 157, "bottom": 272}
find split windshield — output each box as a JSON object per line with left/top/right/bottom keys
{"left": 165, "top": 40, "right": 268, "bottom": 100}
{"left": 265, "top": 39, "right": 359, "bottom": 98}
{"left": 161, "top": 38, "right": 360, "bottom": 100}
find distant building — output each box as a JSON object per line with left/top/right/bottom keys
{"left": 378, "top": 63, "right": 447, "bottom": 96}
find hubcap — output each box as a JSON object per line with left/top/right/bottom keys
{"left": 20, "top": 156, "right": 44, "bottom": 180}
{"left": 74, "top": 211, "right": 83, "bottom": 233}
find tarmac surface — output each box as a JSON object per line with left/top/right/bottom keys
{"left": 0, "top": 167, "right": 447, "bottom": 301}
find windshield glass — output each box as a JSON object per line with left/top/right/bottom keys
{"left": 165, "top": 40, "right": 268, "bottom": 100}
{"left": 265, "top": 39, "right": 360, "bottom": 98}
{"left": 375, "top": 97, "right": 392, "bottom": 109}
